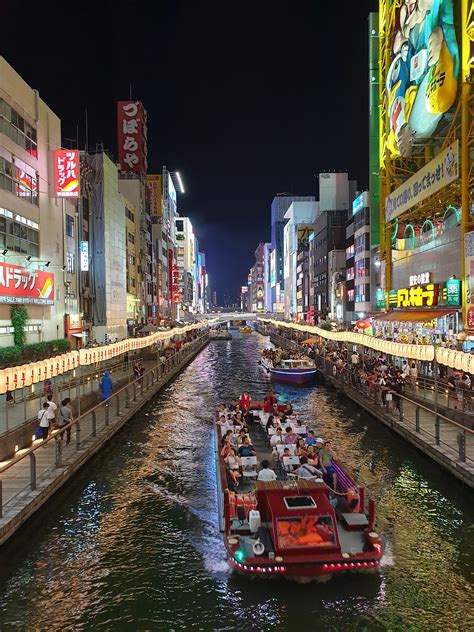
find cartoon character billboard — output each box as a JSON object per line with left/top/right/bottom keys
{"left": 386, "top": 0, "right": 459, "bottom": 158}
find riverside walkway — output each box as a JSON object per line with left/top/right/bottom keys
{"left": 263, "top": 328, "right": 474, "bottom": 488}
{"left": 0, "top": 335, "right": 208, "bottom": 545}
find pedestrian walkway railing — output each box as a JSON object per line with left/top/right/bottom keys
{"left": 267, "top": 329, "right": 473, "bottom": 467}
{"left": 0, "top": 355, "right": 144, "bottom": 435}
{"left": 0, "top": 334, "right": 208, "bottom": 518}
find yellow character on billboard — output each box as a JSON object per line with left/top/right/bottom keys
{"left": 386, "top": 0, "right": 459, "bottom": 158}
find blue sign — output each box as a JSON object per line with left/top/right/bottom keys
{"left": 352, "top": 192, "right": 368, "bottom": 215}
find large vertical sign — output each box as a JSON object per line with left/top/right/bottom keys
{"left": 54, "top": 150, "right": 80, "bottom": 198}
{"left": 464, "top": 232, "right": 474, "bottom": 329}
{"left": 168, "top": 249, "right": 174, "bottom": 305}
{"left": 117, "top": 101, "right": 148, "bottom": 173}
{"left": 146, "top": 175, "right": 162, "bottom": 218}
{"left": 172, "top": 264, "right": 181, "bottom": 304}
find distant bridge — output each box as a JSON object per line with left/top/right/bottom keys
{"left": 194, "top": 312, "right": 280, "bottom": 324}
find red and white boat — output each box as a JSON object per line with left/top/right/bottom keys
{"left": 215, "top": 407, "right": 384, "bottom": 579}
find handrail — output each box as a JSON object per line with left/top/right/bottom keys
{"left": 268, "top": 329, "right": 474, "bottom": 435}
{"left": 0, "top": 335, "right": 208, "bottom": 476}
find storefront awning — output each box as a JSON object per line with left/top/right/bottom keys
{"left": 374, "top": 309, "right": 457, "bottom": 322}
{"left": 71, "top": 332, "right": 85, "bottom": 338}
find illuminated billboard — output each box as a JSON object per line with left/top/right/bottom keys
{"left": 54, "top": 150, "right": 79, "bottom": 198}
{"left": 117, "top": 101, "right": 148, "bottom": 173}
{"left": 146, "top": 175, "right": 162, "bottom": 218}
{"left": 385, "top": 0, "right": 459, "bottom": 158}
{"left": 0, "top": 263, "right": 54, "bottom": 305}
{"left": 270, "top": 250, "right": 276, "bottom": 287}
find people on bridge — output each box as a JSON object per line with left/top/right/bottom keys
{"left": 58, "top": 398, "right": 73, "bottom": 444}
{"left": 46, "top": 394, "right": 57, "bottom": 426}
{"left": 37, "top": 402, "right": 50, "bottom": 441}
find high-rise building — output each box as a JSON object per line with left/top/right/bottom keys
{"left": 175, "top": 216, "right": 197, "bottom": 316}
{"left": 125, "top": 198, "right": 141, "bottom": 333}
{"left": 250, "top": 242, "right": 266, "bottom": 312}
{"left": 263, "top": 242, "right": 272, "bottom": 313}
{"left": 0, "top": 57, "right": 67, "bottom": 347}
{"left": 271, "top": 193, "right": 315, "bottom": 311}
{"left": 283, "top": 201, "right": 319, "bottom": 320}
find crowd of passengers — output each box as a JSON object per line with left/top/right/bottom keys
{"left": 261, "top": 347, "right": 307, "bottom": 367}
{"left": 216, "top": 391, "right": 337, "bottom": 491}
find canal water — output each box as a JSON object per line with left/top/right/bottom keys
{"left": 0, "top": 334, "right": 473, "bottom": 631}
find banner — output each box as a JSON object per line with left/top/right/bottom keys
{"left": 117, "top": 101, "right": 147, "bottom": 173}
{"left": 385, "top": 141, "right": 459, "bottom": 223}
{"left": 146, "top": 175, "right": 162, "bottom": 218}
{"left": 0, "top": 263, "right": 54, "bottom": 305}
{"left": 54, "top": 149, "right": 80, "bottom": 198}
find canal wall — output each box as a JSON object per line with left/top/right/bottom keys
{"left": 0, "top": 335, "right": 209, "bottom": 546}
{"left": 259, "top": 327, "right": 474, "bottom": 488}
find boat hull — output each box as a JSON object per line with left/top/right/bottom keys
{"left": 269, "top": 367, "right": 318, "bottom": 384}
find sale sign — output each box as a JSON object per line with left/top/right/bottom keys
{"left": 0, "top": 262, "right": 54, "bottom": 305}
{"left": 117, "top": 101, "right": 148, "bottom": 173}
{"left": 54, "top": 149, "right": 80, "bottom": 197}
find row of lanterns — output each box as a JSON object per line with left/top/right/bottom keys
{"left": 259, "top": 319, "right": 473, "bottom": 370}
{"left": 0, "top": 321, "right": 211, "bottom": 395}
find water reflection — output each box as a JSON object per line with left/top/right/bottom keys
{"left": 0, "top": 334, "right": 472, "bottom": 631}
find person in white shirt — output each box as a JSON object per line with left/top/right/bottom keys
{"left": 46, "top": 395, "right": 57, "bottom": 425}
{"left": 37, "top": 402, "right": 50, "bottom": 441}
{"left": 270, "top": 428, "right": 284, "bottom": 447}
{"left": 257, "top": 460, "right": 277, "bottom": 481}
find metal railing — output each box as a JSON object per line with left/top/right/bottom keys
{"left": 0, "top": 335, "right": 208, "bottom": 518}
{"left": 267, "top": 328, "right": 473, "bottom": 467}
{"left": 0, "top": 355, "right": 145, "bottom": 435}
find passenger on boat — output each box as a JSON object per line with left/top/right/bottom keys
{"left": 238, "top": 437, "right": 256, "bottom": 457}
{"left": 217, "top": 414, "right": 227, "bottom": 426}
{"left": 263, "top": 390, "right": 278, "bottom": 413}
{"left": 294, "top": 419, "right": 307, "bottom": 438}
{"left": 232, "top": 412, "right": 244, "bottom": 428}
{"left": 220, "top": 436, "right": 234, "bottom": 458}
{"left": 270, "top": 427, "right": 284, "bottom": 447}
{"left": 217, "top": 403, "right": 227, "bottom": 416}
{"left": 265, "top": 414, "right": 277, "bottom": 431}
{"left": 305, "top": 430, "right": 317, "bottom": 446}
{"left": 240, "top": 391, "right": 251, "bottom": 411}
{"left": 225, "top": 446, "right": 241, "bottom": 486}
{"left": 295, "top": 456, "right": 323, "bottom": 479}
{"left": 319, "top": 440, "right": 337, "bottom": 489}
{"left": 284, "top": 426, "right": 299, "bottom": 445}
{"left": 257, "top": 459, "right": 277, "bottom": 481}
{"left": 221, "top": 429, "right": 236, "bottom": 448}
{"left": 306, "top": 445, "right": 320, "bottom": 467}
{"left": 236, "top": 428, "right": 248, "bottom": 445}
{"left": 229, "top": 399, "right": 238, "bottom": 411}
{"left": 296, "top": 438, "right": 308, "bottom": 458}
{"left": 285, "top": 401, "right": 294, "bottom": 416}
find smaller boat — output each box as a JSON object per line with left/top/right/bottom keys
{"left": 269, "top": 358, "right": 318, "bottom": 384}
{"left": 240, "top": 327, "right": 253, "bottom": 334}
{"left": 210, "top": 331, "right": 233, "bottom": 340}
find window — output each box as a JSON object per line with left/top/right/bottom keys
{"left": 128, "top": 231, "right": 135, "bottom": 244}
{"left": 346, "top": 267, "right": 355, "bottom": 281}
{"left": 347, "top": 289, "right": 355, "bottom": 302}
{"left": 0, "top": 99, "right": 38, "bottom": 158}
{"left": 0, "top": 208, "right": 39, "bottom": 256}
{"left": 66, "top": 214, "right": 75, "bottom": 237}
{"left": 175, "top": 219, "right": 184, "bottom": 232}
{"left": 66, "top": 251, "right": 75, "bottom": 273}
{"left": 129, "top": 255, "right": 136, "bottom": 266}
{"left": 125, "top": 207, "right": 135, "bottom": 222}
{"left": 355, "top": 258, "right": 370, "bottom": 278}
{"left": 0, "top": 156, "right": 38, "bottom": 205}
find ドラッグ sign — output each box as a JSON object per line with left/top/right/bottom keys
{"left": 0, "top": 262, "right": 54, "bottom": 305}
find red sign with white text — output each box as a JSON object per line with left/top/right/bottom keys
{"left": 117, "top": 101, "right": 148, "bottom": 173}
{"left": 172, "top": 264, "right": 181, "bottom": 304}
{"left": 54, "top": 149, "right": 80, "bottom": 197}
{"left": 0, "top": 262, "right": 54, "bottom": 305}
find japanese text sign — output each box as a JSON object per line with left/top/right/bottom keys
{"left": 0, "top": 263, "right": 54, "bottom": 305}
{"left": 117, "top": 101, "right": 148, "bottom": 173}
{"left": 385, "top": 141, "right": 459, "bottom": 224}
{"left": 54, "top": 149, "right": 80, "bottom": 198}
{"left": 388, "top": 284, "right": 438, "bottom": 309}
{"left": 172, "top": 264, "right": 181, "bottom": 304}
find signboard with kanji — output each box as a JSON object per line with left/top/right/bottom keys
{"left": 54, "top": 149, "right": 80, "bottom": 198}
{"left": 117, "top": 101, "right": 148, "bottom": 174}
{"left": 0, "top": 263, "right": 54, "bottom": 305}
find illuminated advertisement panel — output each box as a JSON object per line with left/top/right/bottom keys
{"left": 385, "top": 0, "right": 459, "bottom": 158}
{"left": 54, "top": 150, "right": 79, "bottom": 197}
{"left": 146, "top": 175, "right": 162, "bottom": 218}
{"left": 117, "top": 101, "right": 148, "bottom": 173}
{"left": 0, "top": 263, "right": 54, "bottom": 305}
{"left": 270, "top": 250, "right": 276, "bottom": 287}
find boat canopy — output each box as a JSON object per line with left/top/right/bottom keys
{"left": 280, "top": 359, "right": 313, "bottom": 368}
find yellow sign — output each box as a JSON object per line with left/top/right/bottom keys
{"left": 146, "top": 175, "right": 162, "bottom": 218}
{"left": 388, "top": 284, "right": 438, "bottom": 309}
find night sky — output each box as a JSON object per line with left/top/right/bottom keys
{"left": 3, "top": 0, "right": 376, "bottom": 303}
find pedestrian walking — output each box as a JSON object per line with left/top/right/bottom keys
{"left": 58, "top": 398, "right": 73, "bottom": 444}
{"left": 99, "top": 371, "right": 113, "bottom": 404}
{"left": 6, "top": 390, "right": 14, "bottom": 406}
{"left": 37, "top": 402, "right": 50, "bottom": 441}
{"left": 46, "top": 394, "right": 57, "bottom": 426}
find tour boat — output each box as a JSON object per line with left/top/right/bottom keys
{"left": 240, "top": 327, "right": 253, "bottom": 334}
{"left": 269, "top": 358, "right": 318, "bottom": 384}
{"left": 215, "top": 411, "right": 384, "bottom": 579}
